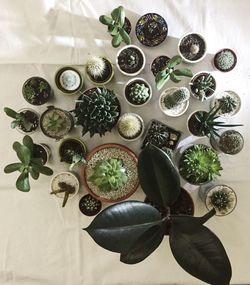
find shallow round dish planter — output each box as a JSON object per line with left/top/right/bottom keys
{"left": 116, "top": 45, "right": 146, "bottom": 76}
{"left": 151, "top": 55, "right": 170, "bottom": 76}
{"left": 117, "top": 113, "right": 144, "bottom": 141}
{"left": 159, "top": 87, "right": 189, "bottom": 117}
{"left": 213, "top": 48, "right": 237, "bottom": 72}
{"left": 16, "top": 108, "right": 40, "bottom": 134}
{"left": 40, "top": 106, "right": 74, "bottom": 140}
{"left": 81, "top": 143, "right": 139, "bottom": 203}
{"left": 124, "top": 78, "right": 152, "bottom": 107}
{"left": 189, "top": 71, "right": 216, "bottom": 101}
{"left": 210, "top": 129, "right": 244, "bottom": 155}
{"left": 22, "top": 77, "right": 53, "bottom": 105}
{"left": 199, "top": 184, "right": 237, "bottom": 216}
{"left": 178, "top": 32, "right": 207, "bottom": 63}
{"left": 33, "top": 143, "right": 51, "bottom": 165}
{"left": 55, "top": 66, "right": 84, "bottom": 95}
{"left": 210, "top": 90, "right": 241, "bottom": 117}
{"left": 86, "top": 56, "right": 114, "bottom": 85}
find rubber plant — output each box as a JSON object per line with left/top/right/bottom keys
{"left": 155, "top": 55, "right": 193, "bottom": 90}
{"left": 84, "top": 144, "right": 232, "bottom": 285}
{"left": 4, "top": 135, "right": 53, "bottom": 192}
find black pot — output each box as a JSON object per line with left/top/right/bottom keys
{"left": 187, "top": 110, "right": 209, "bottom": 137}
{"left": 33, "top": 143, "right": 50, "bottom": 165}
{"left": 151, "top": 55, "right": 170, "bottom": 77}
{"left": 59, "top": 138, "right": 87, "bottom": 164}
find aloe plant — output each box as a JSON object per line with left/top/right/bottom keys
{"left": 99, "top": 6, "right": 131, "bottom": 48}
{"left": 155, "top": 55, "right": 193, "bottom": 90}
{"left": 4, "top": 135, "right": 53, "bottom": 192}
{"left": 84, "top": 144, "right": 232, "bottom": 285}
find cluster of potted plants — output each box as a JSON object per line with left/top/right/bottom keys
{"left": 3, "top": 5, "right": 243, "bottom": 285}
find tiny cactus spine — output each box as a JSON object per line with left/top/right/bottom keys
{"left": 86, "top": 56, "right": 106, "bottom": 78}
{"left": 128, "top": 83, "right": 150, "bottom": 104}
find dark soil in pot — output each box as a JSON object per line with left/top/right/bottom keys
{"left": 188, "top": 111, "right": 209, "bottom": 137}
{"left": 117, "top": 47, "right": 144, "bottom": 74}
{"left": 22, "top": 77, "right": 53, "bottom": 105}
{"left": 19, "top": 110, "right": 39, "bottom": 133}
{"left": 33, "top": 144, "right": 49, "bottom": 165}
{"left": 125, "top": 79, "right": 150, "bottom": 106}
{"left": 59, "top": 139, "right": 87, "bottom": 164}
{"left": 123, "top": 17, "right": 132, "bottom": 34}
{"left": 151, "top": 55, "right": 170, "bottom": 76}
{"left": 88, "top": 58, "right": 113, "bottom": 83}
{"left": 179, "top": 33, "right": 206, "bottom": 61}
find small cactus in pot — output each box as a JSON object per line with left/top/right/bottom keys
{"left": 213, "top": 49, "right": 237, "bottom": 72}
{"left": 163, "top": 87, "right": 189, "bottom": 109}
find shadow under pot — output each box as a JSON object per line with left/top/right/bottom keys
{"left": 189, "top": 72, "right": 216, "bottom": 101}
{"left": 33, "top": 143, "right": 51, "bottom": 165}
{"left": 124, "top": 78, "right": 152, "bottom": 107}
{"left": 55, "top": 66, "right": 84, "bottom": 95}
{"left": 151, "top": 55, "right": 170, "bottom": 77}
{"left": 116, "top": 44, "right": 146, "bottom": 76}
{"left": 199, "top": 184, "right": 237, "bottom": 216}
{"left": 145, "top": 188, "right": 194, "bottom": 235}
{"left": 210, "top": 129, "right": 244, "bottom": 155}
{"left": 40, "top": 106, "right": 74, "bottom": 140}
{"left": 22, "top": 77, "right": 53, "bottom": 105}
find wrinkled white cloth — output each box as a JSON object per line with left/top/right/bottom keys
{"left": 0, "top": 0, "right": 250, "bottom": 284}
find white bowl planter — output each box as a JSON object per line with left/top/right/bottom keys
{"left": 159, "top": 87, "right": 189, "bottom": 117}
{"left": 116, "top": 44, "right": 146, "bottom": 76}
{"left": 177, "top": 32, "right": 207, "bottom": 64}
{"left": 124, "top": 77, "right": 152, "bottom": 107}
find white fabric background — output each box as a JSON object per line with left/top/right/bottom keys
{"left": 0, "top": 0, "right": 250, "bottom": 284}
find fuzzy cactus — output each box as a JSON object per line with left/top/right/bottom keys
{"left": 190, "top": 44, "right": 200, "bottom": 55}
{"left": 128, "top": 83, "right": 150, "bottom": 104}
{"left": 164, "top": 87, "right": 190, "bottom": 109}
{"left": 118, "top": 113, "right": 142, "bottom": 139}
{"left": 86, "top": 56, "right": 106, "bottom": 79}
{"left": 214, "top": 50, "right": 236, "bottom": 71}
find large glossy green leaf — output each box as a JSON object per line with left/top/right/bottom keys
{"left": 99, "top": 15, "right": 113, "bottom": 26}
{"left": 111, "top": 6, "right": 125, "bottom": 26}
{"left": 169, "top": 224, "right": 232, "bottom": 285}
{"left": 112, "top": 34, "right": 123, "bottom": 48}
{"left": 4, "top": 107, "right": 18, "bottom": 119}
{"left": 155, "top": 73, "right": 169, "bottom": 90}
{"left": 170, "top": 72, "right": 181, "bottom": 83}
{"left": 16, "top": 172, "right": 30, "bottom": 192}
{"left": 32, "top": 164, "right": 53, "bottom": 176}
{"left": 120, "top": 225, "right": 165, "bottom": 264}
{"left": 29, "top": 168, "right": 39, "bottom": 180}
{"left": 138, "top": 144, "right": 181, "bottom": 208}
{"left": 4, "top": 163, "right": 22, "bottom": 173}
{"left": 119, "top": 28, "right": 131, "bottom": 45}
{"left": 13, "top": 142, "right": 31, "bottom": 165}
{"left": 167, "top": 55, "right": 182, "bottom": 68}
{"left": 84, "top": 201, "right": 163, "bottom": 253}
{"left": 173, "top": 68, "right": 193, "bottom": 77}
{"left": 23, "top": 135, "right": 34, "bottom": 152}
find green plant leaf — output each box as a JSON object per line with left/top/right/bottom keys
{"left": 108, "top": 25, "right": 119, "bottom": 36}
{"left": 23, "top": 135, "right": 34, "bottom": 152}
{"left": 111, "top": 6, "right": 125, "bottom": 26}
{"left": 16, "top": 172, "right": 30, "bottom": 192}
{"left": 120, "top": 225, "right": 165, "bottom": 264}
{"left": 173, "top": 69, "right": 193, "bottom": 77}
{"left": 84, "top": 201, "right": 163, "bottom": 253}
{"left": 99, "top": 15, "right": 113, "bottom": 26}
{"left": 138, "top": 144, "right": 181, "bottom": 208}
{"left": 11, "top": 120, "right": 19, "bottom": 129}
{"left": 170, "top": 72, "right": 181, "bottom": 83}
{"left": 4, "top": 107, "right": 18, "bottom": 119}
{"left": 155, "top": 72, "right": 169, "bottom": 90}
{"left": 32, "top": 164, "right": 53, "bottom": 176}
{"left": 167, "top": 55, "right": 182, "bottom": 68}
{"left": 169, "top": 224, "right": 232, "bottom": 285}
{"left": 112, "top": 34, "right": 123, "bottom": 47}
{"left": 29, "top": 168, "right": 39, "bottom": 180}
{"left": 4, "top": 163, "right": 22, "bottom": 173}
{"left": 119, "top": 28, "right": 131, "bottom": 45}
{"left": 13, "top": 142, "right": 31, "bottom": 165}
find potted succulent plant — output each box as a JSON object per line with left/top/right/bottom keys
{"left": 79, "top": 194, "right": 102, "bottom": 216}
{"left": 84, "top": 144, "right": 232, "bottom": 285}
{"left": 199, "top": 184, "right": 237, "bottom": 216}
{"left": 187, "top": 105, "right": 243, "bottom": 138}
{"left": 50, "top": 172, "right": 79, "bottom": 207}
{"left": 151, "top": 55, "right": 170, "bottom": 76}
{"left": 210, "top": 129, "right": 244, "bottom": 155}
{"left": 99, "top": 6, "right": 131, "bottom": 48}
{"left": 85, "top": 56, "right": 114, "bottom": 85}
{"left": 117, "top": 113, "right": 144, "bottom": 141}
{"left": 82, "top": 143, "right": 139, "bottom": 202}
{"left": 33, "top": 143, "right": 51, "bottom": 165}
{"left": 40, "top": 106, "right": 74, "bottom": 140}
{"left": 178, "top": 33, "right": 207, "bottom": 63}
{"left": 73, "top": 87, "right": 121, "bottom": 137}
{"left": 116, "top": 44, "right": 146, "bottom": 76}
{"left": 159, "top": 87, "right": 190, "bottom": 117}
{"left": 178, "top": 144, "right": 222, "bottom": 185}
{"left": 59, "top": 137, "right": 87, "bottom": 169}
{"left": 55, "top": 66, "right": 84, "bottom": 95}
{"left": 22, "top": 77, "right": 53, "bottom": 105}
{"left": 211, "top": 90, "right": 241, "bottom": 117}
{"left": 4, "top": 107, "right": 39, "bottom": 134}
{"left": 189, "top": 72, "right": 216, "bottom": 101}
{"left": 155, "top": 55, "right": 193, "bottom": 90}
{"left": 124, "top": 78, "right": 152, "bottom": 107}
{"left": 213, "top": 48, "right": 237, "bottom": 72}
{"left": 4, "top": 135, "right": 53, "bottom": 192}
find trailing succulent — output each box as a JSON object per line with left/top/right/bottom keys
{"left": 99, "top": 6, "right": 131, "bottom": 48}
{"left": 4, "top": 135, "right": 53, "bottom": 192}
{"left": 84, "top": 144, "right": 232, "bottom": 285}
{"left": 155, "top": 55, "right": 193, "bottom": 90}
{"left": 179, "top": 144, "right": 222, "bottom": 184}
{"left": 164, "top": 87, "right": 190, "bottom": 109}
{"left": 89, "top": 158, "right": 128, "bottom": 192}
{"left": 190, "top": 73, "right": 215, "bottom": 101}
{"left": 73, "top": 88, "right": 120, "bottom": 137}
{"left": 128, "top": 83, "right": 150, "bottom": 104}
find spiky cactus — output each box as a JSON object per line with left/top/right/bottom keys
{"left": 128, "top": 83, "right": 150, "bottom": 104}
{"left": 73, "top": 88, "right": 120, "bottom": 137}
{"left": 89, "top": 158, "right": 128, "bottom": 192}
{"left": 86, "top": 56, "right": 106, "bottom": 79}
{"left": 191, "top": 74, "right": 215, "bottom": 100}
{"left": 218, "top": 130, "right": 244, "bottom": 154}
{"left": 118, "top": 113, "right": 142, "bottom": 139}
{"left": 209, "top": 189, "right": 230, "bottom": 211}
{"left": 217, "top": 95, "right": 237, "bottom": 114}
{"left": 164, "top": 87, "right": 190, "bottom": 109}
{"left": 214, "top": 50, "right": 236, "bottom": 71}
{"left": 179, "top": 144, "right": 222, "bottom": 184}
